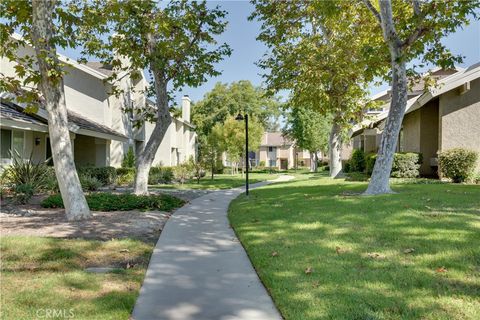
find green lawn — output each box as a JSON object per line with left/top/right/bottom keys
{"left": 228, "top": 173, "right": 480, "bottom": 320}
{"left": 0, "top": 236, "right": 153, "bottom": 320}
{"left": 150, "top": 172, "right": 279, "bottom": 190}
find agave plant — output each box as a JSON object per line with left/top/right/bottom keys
{"left": 3, "top": 151, "right": 51, "bottom": 192}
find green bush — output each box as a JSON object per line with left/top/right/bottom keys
{"left": 121, "top": 147, "right": 136, "bottom": 168}
{"left": 173, "top": 164, "right": 191, "bottom": 184}
{"left": 116, "top": 167, "right": 136, "bottom": 186}
{"left": 343, "top": 162, "right": 351, "bottom": 173}
{"left": 41, "top": 192, "right": 185, "bottom": 212}
{"left": 349, "top": 149, "right": 366, "bottom": 172}
{"left": 14, "top": 183, "right": 35, "bottom": 204}
{"left": 149, "top": 166, "right": 174, "bottom": 184}
{"left": 79, "top": 174, "right": 102, "bottom": 191}
{"left": 365, "top": 153, "right": 422, "bottom": 178}
{"left": 78, "top": 167, "right": 117, "bottom": 186}
{"left": 391, "top": 152, "right": 422, "bottom": 178}
{"left": 438, "top": 148, "right": 478, "bottom": 183}
{"left": 258, "top": 161, "right": 265, "bottom": 167}
{"left": 3, "top": 152, "right": 50, "bottom": 192}
{"left": 44, "top": 167, "right": 59, "bottom": 193}
{"left": 472, "top": 172, "right": 480, "bottom": 184}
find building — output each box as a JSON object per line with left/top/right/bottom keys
{"left": 349, "top": 63, "right": 480, "bottom": 175}
{"left": 0, "top": 36, "right": 196, "bottom": 169}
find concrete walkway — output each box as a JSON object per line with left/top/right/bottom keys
{"left": 132, "top": 175, "right": 294, "bottom": 320}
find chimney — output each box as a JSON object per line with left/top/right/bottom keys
{"left": 181, "top": 95, "right": 191, "bottom": 123}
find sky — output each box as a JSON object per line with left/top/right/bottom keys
{"left": 60, "top": 1, "right": 480, "bottom": 104}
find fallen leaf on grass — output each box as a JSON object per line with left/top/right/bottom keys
{"left": 403, "top": 248, "right": 415, "bottom": 254}
{"left": 304, "top": 267, "right": 313, "bottom": 275}
{"left": 312, "top": 281, "right": 320, "bottom": 288}
{"left": 366, "top": 252, "right": 384, "bottom": 259}
{"left": 271, "top": 251, "right": 278, "bottom": 257}
{"left": 436, "top": 267, "right": 447, "bottom": 273}
{"left": 120, "top": 249, "right": 129, "bottom": 253}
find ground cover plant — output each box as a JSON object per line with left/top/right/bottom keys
{"left": 229, "top": 173, "right": 480, "bottom": 320}
{"left": 41, "top": 193, "right": 184, "bottom": 212}
{"left": 0, "top": 236, "right": 153, "bottom": 320}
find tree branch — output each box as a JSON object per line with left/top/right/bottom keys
{"left": 401, "top": 0, "right": 431, "bottom": 49}
{"left": 362, "top": 0, "right": 382, "bottom": 26}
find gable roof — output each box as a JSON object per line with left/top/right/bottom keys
{"left": 261, "top": 132, "right": 293, "bottom": 147}
{"left": 0, "top": 98, "right": 128, "bottom": 141}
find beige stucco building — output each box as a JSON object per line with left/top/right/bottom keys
{"left": 350, "top": 63, "right": 480, "bottom": 175}
{"left": 0, "top": 36, "right": 196, "bottom": 169}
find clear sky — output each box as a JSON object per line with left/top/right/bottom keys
{"left": 60, "top": 1, "right": 480, "bottom": 104}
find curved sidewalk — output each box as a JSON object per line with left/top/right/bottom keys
{"left": 132, "top": 175, "right": 293, "bottom": 320}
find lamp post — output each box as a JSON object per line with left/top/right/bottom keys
{"left": 235, "top": 113, "right": 249, "bottom": 196}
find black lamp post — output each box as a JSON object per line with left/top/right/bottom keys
{"left": 235, "top": 113, "right": 249, "bottom": 196}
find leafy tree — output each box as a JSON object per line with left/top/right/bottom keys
{"left": 121, "top": 147, "right": 136, "bottom": 168}
{"left": 361, "top": 0, "right": 479, "bottom": 194}
{"left": 192, "top": 80, "right": 281, "bottom": 137}
{"left": 79, "top": 0, "right": 231, "bottom": 195}
{"left": 1, "top": 0, "right": 90, "bottom": 220}
{"left": 213, "top": 116, "right": 263, "bottom": 174}
{"left": 252, "top": 0, "right": 384, "bottom": 178}
{"left": 284, "top": 105, "right": 331, "bottom": 172}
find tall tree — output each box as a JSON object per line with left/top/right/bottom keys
{"left": 1, "top": 0, "right": 90, "bottom": 220}
{"left": 213, "top": 116, "right": 264, "bottom": 174}
{"left": 362, "top": 0, "right": 479, "bottom": 194}
{"left": 79, "top": 0, "right": 231, "bottom": 195}
{"left": 284, "top": 104, "right": 331, "bottom": 172}
{"left": 252, "top": 0, "right": 385, "bottom": 178}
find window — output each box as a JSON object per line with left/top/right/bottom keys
{"left": 269, "top": 159, "right": 276, "bottom": 167}
{"left": 1, "top": 129, "right": 24, "bottom": 159}
{"left": 1, "top": 129, "right": 12, "bottom": 158}
{"left": 268, "top": 146, "right": 273, "bottom": 152}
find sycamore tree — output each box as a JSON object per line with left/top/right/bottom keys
{"left": 284, "top": 104, "right": 331, "bottom": 172}
{"left": 361, "top": 0, "right": 479, "bottom": 194}
{"left": 0, "top": 0, "right": 90, "bottom": 220}
{"left": 79, "top": 0, "right": 231, "bottom": 195}
{"left": 213, "top": 116, "right": 263, "bottom": 175}
{"left": 252, "top": 0, "right": 385, "bottom": 178}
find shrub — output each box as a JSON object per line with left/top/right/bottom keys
{"left": 3, "top": 152, "right": 50, "bottom": 192}
{"left": 44, "top": 167, "right": 59, "bottom": 193}
{"left": 391, "top": 152, "right": 422, "bottom": 178}
{"left": 173, "top": 164, "right": 191, "bottom": 184}
{"left": 41, "top": 192, "right": 185, "bottom": 212}
{"left": 258, "top": 161, "right": 265, "bottom": 167}
{"left": 187, "top": 157, "right": 206, "bottom": 184}
{"left": 78, "top": 167, "right": 117, "bottom": 186}
{"left": 79, "top": 174, "right": 102, "bottom": 191}
{"left": 343, "top": 162, "right": 351, "bottom": 173}
{"left": 116, "top": 167, "right": 135, "bottom": 186}
{"left": 13, "top": 183, "right": 35, "bottom": 204}
{"left": 472, "top": 172, "right": 480, "bottom": 184}
{"left": 149, "top": 166, "right": 174, "bottom": 184}
{"left": 349, "top": 149, "right": 366, "bottom": 172}
{"left": 438, "top": 148, "right": 478, "bottom": 183}
{"left": 365, "top": 153, "right": 377, "bottom": 175}
{"left": 121, "top": 147, "right": 136, "bottom": 168}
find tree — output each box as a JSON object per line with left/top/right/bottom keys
{"left": 252, "top": 0, "right": 385, "bottom": 178}
{"left": 214, "top": 116, "right": 263, "bottom": 174}
{"left": 192, "top": 80, "right": 281, "bottom": 136}
{"left": 284, "top": 104, "right": 331, "bottom": 172}
{"left": 1, "top": 0, "right": 90, "bottom": 220}
{"left": 79, "top": 0, "right": 231, "bottom": 195}
{"left": 362, "top": 0, "right": 479, "bottom": 194}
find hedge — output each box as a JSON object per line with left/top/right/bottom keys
{"left": 149, "top": 166, "right": 174, "bottom": 184}
{"left": 78, "top": 166, "right": 117, "bottom": 186}
{"left": 365, "top": 152, "right": 422, "bottom": 178}
{"left": 349, "top": 149, "right": 366, "bottom": 172}
{"left": 438, "top": 148, "right": 478, "bottom": 183}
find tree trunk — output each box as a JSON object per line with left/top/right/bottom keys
{"left": 364, "top": 0, "right": 408, "bottom": 195}
{"left": 133, "top": 36, "right": 172, "bottom": 194}
{"left": 314, "top": 151, "right": 318, "bottom": 173}
{"left": 310, "top": 153, "right": 315, "bottom": 172}
{"left": 31, "top": 0, "right": 90, "bottom": 220}
{"left": 329, "top": 122, "right": 342, "bottom": 178}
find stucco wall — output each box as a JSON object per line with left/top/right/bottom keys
{"left": 419, "top": 100, "right": 439, "bottom": 175}
{"left": 439, "top": 78, "right": 480, "bottom": 171}
{"left": 401, "top": 110, "right": 421, "bottom": 153}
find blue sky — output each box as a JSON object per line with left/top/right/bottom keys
{"left": 61, "top": 1, "right": 480, "bottom": 104}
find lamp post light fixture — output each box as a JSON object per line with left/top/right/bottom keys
{"left": 235, "top": 113, "right": 249, "bottom": 196}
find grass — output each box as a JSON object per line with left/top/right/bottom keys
{"left": 41, "top": 192, "right": 185, "bottom": 211}
{"left": 0, "top": 236, "right": 153, "bottom": 320}
{"left": 228, "top": 173, "right": 480, "bottom": 320}
{"left": 150, "top": 172, "right": 279, "bottom": 190}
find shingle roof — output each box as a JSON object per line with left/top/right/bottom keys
{"left": 85, "top": 62, "right": 115, "bottom": 77}
{"left": 0, "top": 100, "right": 127, "bottom": 140}
{"left": 261, "top": 132, "right": 293, "bottom": 147}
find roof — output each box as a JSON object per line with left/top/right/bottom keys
{"left": 0, "top": 98, "right": 128, "bottom": 141}
{"left": 261, "top": 132, "right": 293, "bottom": 147}
{"left": 85, "top": 62, "right": 115, "bottom": 77}
{"left": 352, "top": 62, "right": 480, "bottom": 136}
